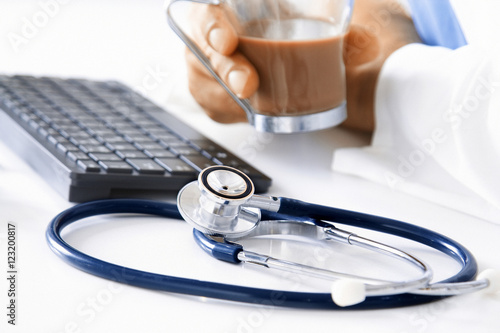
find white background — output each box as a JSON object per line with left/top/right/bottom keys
{"left": 0, "top": 0, "right": 499, "bottom": 332}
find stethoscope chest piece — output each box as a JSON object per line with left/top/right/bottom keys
{"left": 177, "top": 166, "right": 261, "bottom": 237}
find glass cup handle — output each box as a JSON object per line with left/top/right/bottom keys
{"left": 166, "top": 0, "right": 256, "bottom": 123}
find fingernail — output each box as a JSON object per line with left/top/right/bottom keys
{"left": 228, "top": 70, "right": 248, "bottom": 97}
{"left": 208, "top": 28, "right": 227, "bottom": 52}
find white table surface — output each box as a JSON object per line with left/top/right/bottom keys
{"left": 0, "top": 1, "right": 499, "bottom": 332}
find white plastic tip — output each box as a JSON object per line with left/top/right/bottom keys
{"left": 331, "top": 279, "right": 366, "bottom": 307}
{"left": 477, "top": 269, "right": 500, "bottom": 295}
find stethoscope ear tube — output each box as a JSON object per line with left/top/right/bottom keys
{"left": 275, "top": 197, "right": 478, "bottom": 286}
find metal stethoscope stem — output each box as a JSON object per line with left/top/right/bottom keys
{"left": 236, "top": 225, "right": 434, "bottom": 305}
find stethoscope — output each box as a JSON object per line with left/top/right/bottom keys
{"left": 47, "top": 165, "right": 499, "bottom": 309}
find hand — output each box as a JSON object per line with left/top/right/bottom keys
{"left": 185, "top": 0, "right": 421, "bottom": 132}
{"left": 186, "top": 3, "right": 258, "bottom": 123}
{"left": 342, "top": 0, "right": 422, "bottom": 132}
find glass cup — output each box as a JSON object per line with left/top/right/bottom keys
{"left": 167, "top": 0, "right": 354, "bottom": 133}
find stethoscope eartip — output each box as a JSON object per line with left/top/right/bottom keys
{"left": 331, "top": 279, "right": 366, "bottom": 307}
{"left": 477, "top": 269, "right": 500, "bottom": 295}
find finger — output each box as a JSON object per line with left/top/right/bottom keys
{"left": 187, "top": 4, "right": 258, "bottom": 99}
{"left": 186, "top": 41, "right": 259, "bottom": 100}
{"left": 189, "top": 3, "right": 239, "bottom": 56}
{"left": 186, "top": 50, "right": 247, "bottom": 123}
{"left": 209, "top": 50, "right": 259, "bottom": 99}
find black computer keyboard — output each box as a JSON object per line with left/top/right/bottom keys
{"left": 0, "top": 75, "right": 271, "bottom": 202}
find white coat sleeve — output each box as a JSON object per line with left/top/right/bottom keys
{"left": 333, "top": 43, "right": 500, "bottom": 223}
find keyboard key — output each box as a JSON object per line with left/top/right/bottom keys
{"left": 59, "top": 125, "right": 85, "bottom": 135}
{"left": 67, "top": 151, "right": 90, "bottom": 162}
{"left": 190, "top": 140, "right": 222, "bottom": 152}
{"left": 160, "top": 138, "right": 186, "bottom": 148}
{"left": 106, "top": 142, "right": 137, "bottom": 152}
{"left": 47, "top": 135, "right": 70, "bottom": 147}
{"left": 154, "top": 158, "right": 196, "bottom": 176}
{"left": 28, "top": 119, "right": 41, "bottom": 131}
{"left": 150, "top": 132, "right": 179, "bottom": 142}
{"left": 56, "top": 142, "right": 80, "bottom": 155}
{"left": 123, "top": 133, "right": 154, "bottom": 143}
{"left": 98, "top": 161, "right": 134, "bottom": 174}
{"left": 115, "top": 150, "right": 149, "bottom": 159}
{"left": 126, "top": 159, "right": 165, "bottom": 175}
{"left": 99, "top": 135, "right": 127, "bottom": 144}
{"left": 181, "top": 155, "right": 218, "bottom": 171}
{"left": 137, "top": 142, "right": 164, "bottom": 151}
{"left": 75, "top": 137, "right": 101, "bottom": 146}
{"left": 70, "top": 132, "right": 94, "bottom": 141}
{"left": 143, "top": 149, "right": 176, "bottom": 158}
{"left": 80, "top": 145, "right": 113, "bottom": 154}
{"left": 86, "top": 127, "right": 115, "bottom": 137}
{"left": 77, "top": 160, "right": 101, "bottom": 172}
{"left": 212, "top": 154, "right": 242, "bottom": 168}
{"left": 89, "top": 152, "right": 122, "bottom": 162}
{"left": 169, "top": 146, "right": 200, "bottom": 156}
{"left": 37, "top": 126, "right": 56, "bottom": 138}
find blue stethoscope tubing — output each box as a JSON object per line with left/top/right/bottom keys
{"left": 46, "top": 198, "right": 478, "bottom": 310}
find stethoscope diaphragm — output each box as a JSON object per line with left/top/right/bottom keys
{"left": 177, "top": 166, "right": 261, "bottom": 237}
